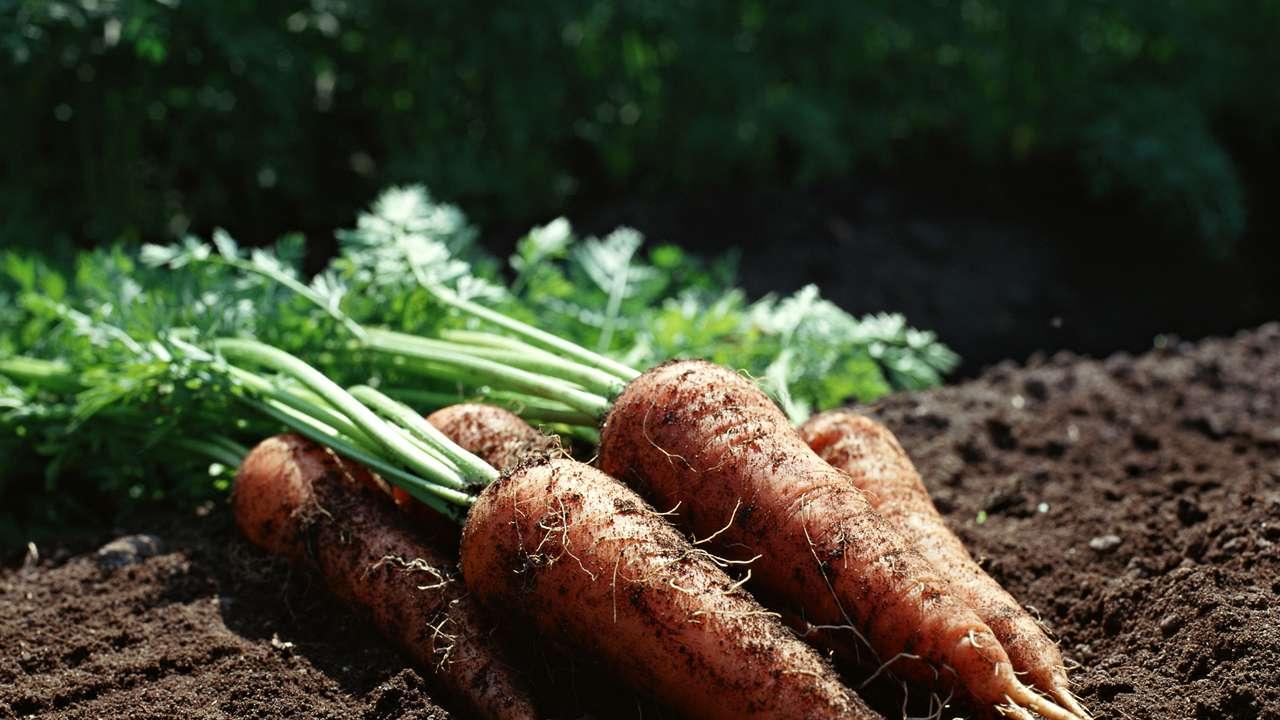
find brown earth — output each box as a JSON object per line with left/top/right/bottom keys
{"left": 3, "top": 325, "right": 1278, "bottom": 719}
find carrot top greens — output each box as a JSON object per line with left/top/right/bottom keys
{"left": 0, "top": 186, "right": 956, "bottom": 536}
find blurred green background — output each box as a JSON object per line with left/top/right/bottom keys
{"left": 5, "top": 0, "right": 1280, "bottom": 379}
{"left": 5, "top": 0, "right": 1279, "bottom": 255}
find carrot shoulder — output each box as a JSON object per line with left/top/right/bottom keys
{"left": 426, "top": 403, "right": 557, "bottom": 473}
{"left": 802, "top": 411, "right": 1089, "bottom": 718}
{"left": 232, "top": 434, "right": 538, "bottom": 720}
{"left": 599, "top": 360, "right": 1081, "bottom": 720}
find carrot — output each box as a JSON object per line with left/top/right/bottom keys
{"left": 425, "top": 403, "right": 557, "bottom": 473}
{"left": 598, "top": 360, "right": 1083, "bottom": 720}
{"left": 801, "top": 411, "right": 1091, "bottom": 718}
{"left": 390, "top": 404, "right": 556, "bottom": 548}
{"left": 232, "top": 433, "right": 538, "bottom": 720}
{"left": 440, "top": 403, "right": 879, "bottom": 720}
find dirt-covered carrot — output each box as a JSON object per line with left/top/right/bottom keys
{"left": 233, "top": 433, "right": 538, "bottom": 720}
{"left": 441, "top": 405, "right": 878, "bottom": 720}
{"left": 209, "top": 280, "right": 1083, "bottom": 719}
{"left": 599, "top": 360, "right": 1081, "bottom": 720}
{"left": 210, "top": 342, "right": 876, "bottom": 720}
{"left": 426, "top": 403, "right": 557, "bottom": 473}
{"left": 801, "top": 411, "right": 1090, "bottom": 718}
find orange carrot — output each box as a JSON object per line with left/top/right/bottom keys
{"left": 802, "top": 411, "right": 1090, "bottom": 718}
{"left": 426, "top": 403, "right": 557, "bottom": 472}
{"left": 233, "top": 434, "right": 538, "bottom": 720}
{"left": 599, "top": 360, "right": 1083, "bottom": 720}
{"left": 389, "top": 404, "right": 557, "bottom": 549}
{"left": 441, "top": 404, "right": 880, "bottom": 720}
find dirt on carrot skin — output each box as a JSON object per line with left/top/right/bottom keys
{"left": 2, "top": 325, "right": 1278, "bottom": 719}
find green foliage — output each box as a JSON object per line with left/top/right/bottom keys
{"left": 0, "top": 186, "right": 958, "bottom": 543}
{"left": 495, "top": 213, "right": 957, "bottom": 419}
{"left": 4, "top": 1, "right": 1279, "bottom": 254}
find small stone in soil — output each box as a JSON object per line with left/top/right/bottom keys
{"left": 1089, "top": 534, "right": 1122, "bottom": 553}
{"left": 96, "top": 534, "right": 165, "bottom": 570}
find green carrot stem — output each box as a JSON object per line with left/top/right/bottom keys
{"left": 387, "top": 386, "right": 598, "bottom": 427}
{"left": 551, "top": 423, "right": 601, "bottom": 445}
{"left": 210, "top": 435, "right": 251, "bottom": 462}
{"left": 202, "top": 254, "right": 368, "bottom": 341}
{"left": 174, "top": 436, "right": 246, "bottom": 468}
{"left": 350, "top": 384, "right": 498, "bottom": 485}
{"left": 367, "top": 328, "right": 623, "bottom": 395}
{"left": 0, "top": 356, "right": 82, "bottom": 393}
{"left": 214, "top": 338, "right": 472, "bottom": 491}
{"left": 429, "top": 285, "right": 640, "bottom": 382}
{"left": 362, "top": 330, "right": 611, "bottom": 417}
{"left": 437, "top": 329, "right": 627, "bottom": 396}
{"left": 226, "top": 365, "right": 379, "bottom": 451}
{"left": 245, "top": 397, "right": 471, "bottom": 519}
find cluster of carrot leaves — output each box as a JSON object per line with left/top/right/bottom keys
{"left": 329, "top": 187, "right": 958, "bottom": 419}
{"left": 0, "top": 186, "right": 956, "bottom": 545}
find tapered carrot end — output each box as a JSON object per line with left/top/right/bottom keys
{"left": 1052, "top": 688, "right": 1093, "bottom": 720}
{"left": 996, "top": 675, "right": 1089, "bottom": 720}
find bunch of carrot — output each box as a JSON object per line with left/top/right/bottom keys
{"left": 217, "top": 343, "right": 873, "bottom": 720}
{"left": 312, "top": 291, "right": 1091, "bottom": 720}
{"left": 2, "top": 238, "right": 1091, "bottom": 719}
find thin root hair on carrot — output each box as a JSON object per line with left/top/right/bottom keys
{"left": 922, "top": 685, "right": 956, "bottom": 720}
{"left": 655, "top": 546, "right": 760, "bottom": 575}
{"left": 802, "top": 523, "right": 876, "bottom": 659}
{"left": 641, "top": 401, "right": 693, "bottom": 470}
{"left": 860, "top": 651, "right": 925, "bottom": 689}
{"left": 693, "top": 498, "right": 742, "bottom": 546}
{"left": 367, "top": 554, "right": 451, "bottom": 591}
{"left": 426, "top": 614, "right": 459, "bottom": 670}
{"left": 531, "top": 496, "right": 598, "bottom": 581}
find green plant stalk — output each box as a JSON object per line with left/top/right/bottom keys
{"left": 430, "top": 285, "right": 640, "bottom": 382}
{"left": 438, "top": 328, "right": 628, "bottom": 395}
{"left": 244, "top": 396, "right": 468, "bottom": 521}
{"left": 0, "top": 356, "right": 81, "bottom": 392}
{"left": 187, "top": 245, "right": 628, "bottom": 404}
{"left": 363, "top": 330, "right": 611, "bottom": 417}
{"left": 225, "top": 364, "right": 381, "bottom": 453}
{"left": 185, "top": 242, "right": 629, "bottom": 399}
{"left": 548, "top": 423, "right": 601, "bottom": 445}
{"left": 373, "top": 328, "right": 625, "bottom": 396}
{"left": 351, "top": 318, "right": 633, "bottom": 459}
{"left": 172, "top": 436, "right": 247, "bottom": 468}
{"left": 215, "top": 338, "right": 480, "bottom": 492}
{"left": 226, "top": 364, "right": 466, "bottom": 474}
{"left": 199, "top": 254, "right": 368, "bottom": 341}
{"left": 386, "top": 387, "right": 597, "bottom": 427}
{"left": 209, "top": 435, "right": 251, "bottom": 462}
{"left": 349, "top": 384, "right": 498, "bottom": 485}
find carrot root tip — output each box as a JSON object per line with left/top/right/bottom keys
{"left": 1053, "top": 688, "right": 1094, "bottom": 720}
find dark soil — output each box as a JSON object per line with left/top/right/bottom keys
{"left": 3, "top": 325, "right": 1278, "bottom": 719}
{"left": 0, "top": 516, "right": 451, "bottom": 720}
